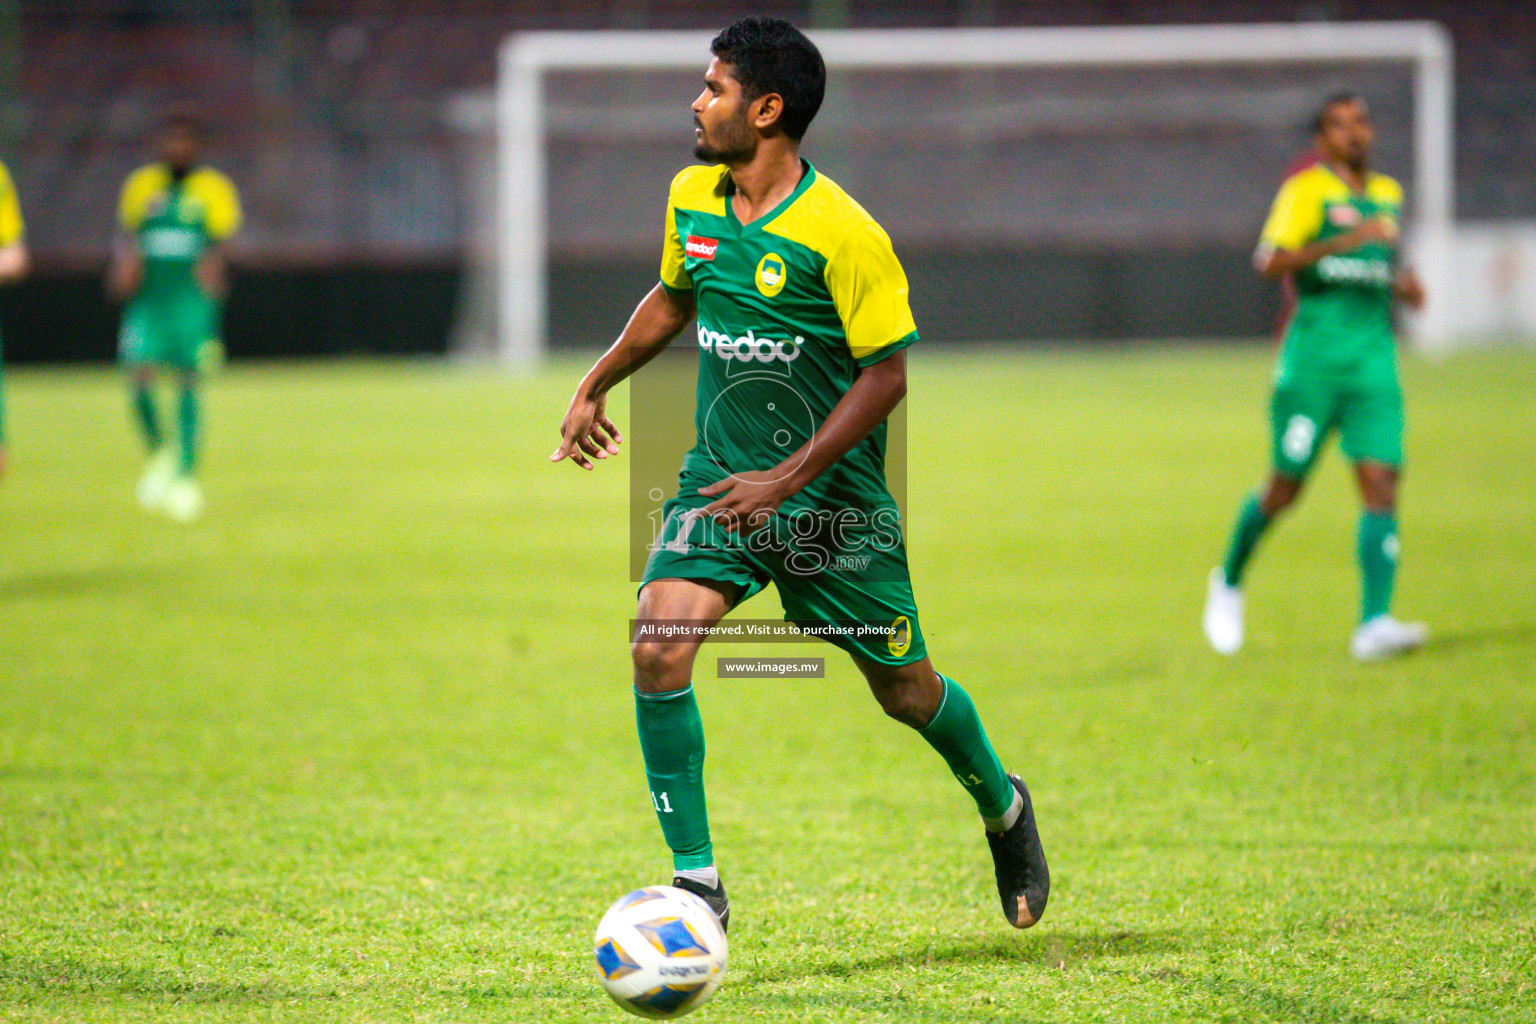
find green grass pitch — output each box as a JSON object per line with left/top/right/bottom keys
{"left": 1, "top": 345, "right": 1533, "bottom": 1023}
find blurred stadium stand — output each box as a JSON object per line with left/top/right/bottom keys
{"left": 1, "top": 1, "right": 1533, "bottom": 359}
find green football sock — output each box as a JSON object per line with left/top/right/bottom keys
{"left": 919, "top": 676, "right": 1015, "bottom": 821}
{"left": 1220, "top": 493, "right": 1271, "bottom": 587}
{"left": 132, "top": 385, "right": 163, "bottom": 451}
{"left": 634, "top": 685, "right": 713, "bottom": 871}
{"left": 1358, "top": 511, "right": 1399, "bottom": 623}
{"left": 176, "top": 387, "right": 199, "bottom": 474}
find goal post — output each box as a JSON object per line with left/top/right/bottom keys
{"left": 492, "top": 21, "right": 1454, "bottom": 365}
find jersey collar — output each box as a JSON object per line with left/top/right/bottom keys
{"left": 723, "top": 159, "right": 816, "bottom": 235}
{"left": 1319, "top": 160, "right": 1372, "bottom": 198}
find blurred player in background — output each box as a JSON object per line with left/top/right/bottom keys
{"left": 1205, "top": 92, "right": 1427, "bottom": 661}
{"left": 0, "top": 158, "right": 30, "bottom": 477}
{"left": 552, "top": 18, "right": 1048, "bottom": 935}
{"left": 108, "top": 113, "right": 241, "bottom": 522}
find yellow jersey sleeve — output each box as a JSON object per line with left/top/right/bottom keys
{"left": 660, "top": 202, "right": 690, "bottom": 293}
{"left": 1259, "top": 172, "right": 1326, "bottom": 253}
{"left": 1366, "top": 174, "right": 1404, "bottom": 210}
{"left": 189, "top": 169, "right": 242, "bottom": 241}
{"left": 119, "top": 165, "right": 167, "bottom": 232}
{"left": 825, "top": 221, "right": 918, "bottom": 364}
{"left": 659, "top": 171, "right": 692, "bottom": 293}
{"left": 0, "top": 161, "right": 23, "bottom": 247}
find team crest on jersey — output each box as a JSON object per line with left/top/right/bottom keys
{"left": 685, "top": 236, "right": 718, "bottom": 260}
{"left": 888, "top": 615, "right": 912, "bottom": 658}
{"left": 1327, "top": 204, "right": 1363, "bottom": 228}
{"left": 756, "top": 253, "right": 787, "bottom": 297}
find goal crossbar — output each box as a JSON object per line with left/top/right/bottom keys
{"left": 497, "top": 21, "right": 1454, "bottom": 363}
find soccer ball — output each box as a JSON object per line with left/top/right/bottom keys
{"left": 593, "top": 885, "right": 728, "bottom": 1019}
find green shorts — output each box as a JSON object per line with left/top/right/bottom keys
{"left": 640, "top": 486, "right": 927, "bottom": 666}
{"left": 119, "top": 294, "right": 219, "bottom": 371}
{"left": 1270, "top": 374, "right": 1403, "bottom": 478}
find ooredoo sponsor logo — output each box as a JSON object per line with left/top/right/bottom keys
{"left": 686, "top": 236, "right": 718, "bottom": 260}
{"left": 697, "top": 322, "right": 802, "bottom": 365}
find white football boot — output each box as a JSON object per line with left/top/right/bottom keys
{"left": 1350, "top": 615, "right": 1427, "bottom": 662}
{"left": 1203, "top": 568, "right": 1244, "bottom": 655}
{"left": 135, "top": 448, "right": 177, "bottom": 511}
{"left": 161, "top": 476, "right": 204, "bottom": 523}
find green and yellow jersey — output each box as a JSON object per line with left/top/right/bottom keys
{"left": 119, "top": 163, "right": 241, "bottom": 300}
{"left": 117, "top": 164, "right": 240, "bottom": 370}
{"left": 0, "top": 160, "right": 22, "bottom": 251}
{"left": 1259, "top": 163, "right": 1403, "bottom": 381}
{"left": 660, "top": 161, "right": 917, "bottom": 513}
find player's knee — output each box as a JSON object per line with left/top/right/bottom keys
{"left": 1361, "top": 478, "right": 1396, "bottom": 512}
{"left": 1262, "top": 477, "right": 1302, "bottom": 515}
{"left": 1362, "top": 492, "right": 1396, "bottom": 515}
{"left": 631, "top": 640, "right": 692, "bottom": 690}
{"left": 1356, "top": 466, "right": 1398, "bottom": 512}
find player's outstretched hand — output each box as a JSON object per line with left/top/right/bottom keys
{"left": 1394, "top": 267, "right": 1426, "bottom": 310}
{"left": 698, "top": 471, "right": 792, "bottom": 535}
{"left": 550, "top": 391, "right": 622, "bottom": 471}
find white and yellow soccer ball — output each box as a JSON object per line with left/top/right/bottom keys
{"left": 593, "top": 885, "right": 728, "bottom": 1019}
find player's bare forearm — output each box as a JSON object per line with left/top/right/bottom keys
{"left": 106, "top": 234, "right": 143, "bottom": 301}
{"left": 196, "top": 244, "right": 231, "bottom": 299}
{"left": 551, "top": 284, "right": 696, "bottom": 470}
{"left": 575, "top": 285, "right": 696, "bottom": 400}
{"left": 0, "top": 242, "right": 28, "bottom": 284}
{"left": 698, "top": 349, "right": 907, "bottom": 527}
{"left": 781, "top": 349, "right": 906, "bottom": 494}
{"left": 1256, "top": 217, "right": 1397, "bottom": 279}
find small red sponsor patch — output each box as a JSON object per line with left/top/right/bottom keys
{"left": 685, "top": 236, "right": 718, "bottom": 260}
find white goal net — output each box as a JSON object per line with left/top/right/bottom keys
{"left": 452, "top": 22, "right": 1453, "bottom": 364}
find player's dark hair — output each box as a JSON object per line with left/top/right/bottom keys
{"left": 1312, "top": 90, "right": 1368, "bottom": 133}
{"left": 710, "top": 17, "right": 825, "bottom": 141}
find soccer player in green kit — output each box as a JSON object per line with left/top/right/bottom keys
{"left": 108, "top": 114, "right": 241, "bottom": 522}
{"left": 551, "top": 18, "right": 1048, "bottom": 937}
{"left": 1205, "top": 92, "right": 1428, "bottom": 662}
{"left": 0, "top": 158, "right": 30, "bottom": 477}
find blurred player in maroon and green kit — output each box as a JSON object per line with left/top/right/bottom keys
{"left": 1205, "top": 92, "right": 1428, "bottom": 661}
{"left": 0, "top": 159, "right": 31, "bottom": 476}
{"left": 108, "top": 114, "right": 241, "bottom": 522}
{"left": 551, "top": 18, "right": 1048, "bottom": 938}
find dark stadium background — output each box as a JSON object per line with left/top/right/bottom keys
{"left": 1, "top": 0, "right": 1531, "bottom": 360}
